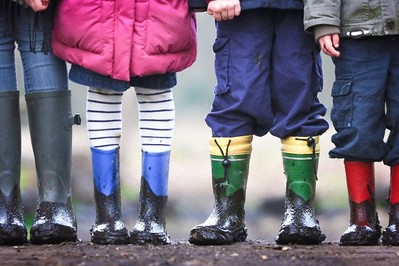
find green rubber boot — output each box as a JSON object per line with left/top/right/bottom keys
{"left": 189, "top": 135, "right": 252, "bottom": 245}
{"left": 275, "top": 136, "right": 326, "bottom": 245}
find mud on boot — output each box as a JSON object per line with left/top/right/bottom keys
{"left": 90, "top": 193, "right": 129, "bottom": 245}
{"left": 382, "top": 224, "right": 399, "bottom": 246}
{"left": 30, "top": 201, "right": 77, "bottom": 245}
{"left": 188, "top": 190, "right": 248, "bottom": 245}
{"left": 130, "top": 152, "right": 171, "bottom": 245}
{"left": 339, "top": 201, "right": 381, "bottom": 246}
{"left": 340, "top": 224, "right": 381, "bottom": 246}
{"left": 383, "top": 166, "right": 399, "bottom": 246}
{"left": 275, "top": 190, "right": 325, "bottom": 245}
{"left": 129, "top": 222, "right": 170, "bottom": 245}
{"left": 382, "top": 200, "right": 399, "bottom": 245}
{"left": 90, "top": 221, "right": 129, "bottom": 245}
{"left": 0, "top": 188, "right": 27, "bottom": 245}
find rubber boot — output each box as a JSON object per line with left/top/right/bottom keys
{"left": 0, "top": 91, "right": 27, "bottom": 245}
{"left": 129, "top": 151, "right": 171, "bottom": 245}
{"left": 27, "top": 91, "right": 80, "bottom": 244}
{"left": 189, "top": 135, "right": 252, "bottom": 245}
{"left": 382, "top": 164, "right": 399, "bottom": 245}
{"left": 90, "top": 147, "right": 129, "bottom": 245}
{"left": 275, "top": 136, "right": 326, "bottom": 245}
{"left": 340, "top": 161, "right": 381, "bottom": 245}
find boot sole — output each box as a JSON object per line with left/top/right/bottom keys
{"left": 188, "top": 225, "right": 247, "bottom": 245}
{"left": 276, "top": 226, "right": 326, "bottom": 245}
{"left": 91, "top": 229, "right": 129, "bottom": 245}
{"left": 129, "top": 231, "right": 170, "bottom": 245}
{"left": 30, "top": 223, "right": 77, "bottom": 245}
{"left": 0, "top": 224, "right": 27, "bottom": 245}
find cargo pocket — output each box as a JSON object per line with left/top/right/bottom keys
{"left": 213, "top": 37, "right": 230, "bottom": 95}
{"left": 331, "top": 80, "right": 353, "bottom": 129}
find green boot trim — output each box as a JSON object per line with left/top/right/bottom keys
{"left": 210, "top": 136, "right": 252, "bottom": 197}
{"left": 282, "top": 152, "right": 317, "bottom": 201}
{"left": 211, "top": 154, "right": 250, "bottom": 196}
{"left": 281, "top": 136, "right": 319, "bottom": 202}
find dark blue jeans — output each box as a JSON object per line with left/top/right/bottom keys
{"left": 330, "top": 36, "right": 399, "bottom": 165}
{"left": 205, "top": 9, "right": 328, "bottom": 138}
{"left": 0, "top": 5, "right": 68, "bottom": 93}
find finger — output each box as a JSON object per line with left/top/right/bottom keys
{"left": 324, "top": 42, "right": 340, "bottom": 57}
{"left": 214, "top": 12, "right": 222, "bottom": 21}
{"left": 234, "top": 4, "right": 241, "bottom": 16}
{"left": 332, "top": 34, "right": 340, "bottom": 49}
{"left": 227, "top": 10, "right": 235, "bottom": 20}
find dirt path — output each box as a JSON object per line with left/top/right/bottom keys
{"left": 2, "top": 240, "right": 399, "bottom": 266}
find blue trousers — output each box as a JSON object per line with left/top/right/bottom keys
{"left": 330, "top": 36, "right": 399, "bottom": 166}
{"left": 0, "top": 5, "right": 68, "bottom": 93}
{"left": 205, "top": 9, "right": 328, "bottom": 138}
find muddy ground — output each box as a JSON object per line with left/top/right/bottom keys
{"left": 2, "top": 240, "right": 399, "bottom": 266}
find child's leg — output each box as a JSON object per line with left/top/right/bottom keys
{"left": 87, "top": 87, "right": 129, "bottom": 245}
{"left": 129, "top": 87, "right": 174, "bottom": 245}
{"left": 340, "top": 161, "right": 381, "bottom": 245}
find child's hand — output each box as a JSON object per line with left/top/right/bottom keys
{"left": 207, "top": 0, "right": 241, "bottom": 21}
{"left": 318, "top": 34, "right": 341, "bottom": 57}
{"left": 24, "top": 0, "right": 49, "bottom": 11}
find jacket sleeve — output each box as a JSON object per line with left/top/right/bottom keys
{"left": 188, "top": 0, "right": 208, "bottom": 11}
{"left": 11, "top": 0, "right": 26, "bottom": 6}
{"left": 303, "top": 0, "right": 341, "bottom": 34}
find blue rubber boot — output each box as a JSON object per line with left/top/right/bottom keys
{"left": 129, "top": 151, "right": 171, "bottom": 245}
{"left": 90, "top": 147, "right": 129, "bottom": 245}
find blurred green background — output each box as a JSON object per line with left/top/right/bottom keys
{"left": 16, "top": 13, "right": 391, "bottom": 243}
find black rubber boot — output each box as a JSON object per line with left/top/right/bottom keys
{"left": 189, "top": 136, "right": 251, "bottom": 245}
{"left": 26, "top": 91, "right": 80, "bottom": 244}
{"left": 90, "top": 147, "right": 129, "bottom": 245}
{"left": 0, "top": 91, "right": 27, "bottom": 245}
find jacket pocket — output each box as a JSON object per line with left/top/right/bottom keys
{"left": 213, "top": 37, "right": 230, "bottom": 95}
{"left": 341, "top": 0, "right": 370, "bottom": 24}
{"left": 331, "top": 80, "right": 353, "bottom": 129}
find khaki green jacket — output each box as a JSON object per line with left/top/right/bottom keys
{"left": 303, "top": 0, "right": 399, "bottom": 40}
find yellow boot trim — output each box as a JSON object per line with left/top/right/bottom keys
{"left": 209, "top": 135, "right": 253, "bottom": 156}
{"left": 281, "top": 136, "right": 320, "bottom": 154}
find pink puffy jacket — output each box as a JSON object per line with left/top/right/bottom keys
{"left": 52, "top": 0, "right": 197, "bottom": 81}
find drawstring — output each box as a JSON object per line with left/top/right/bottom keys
{"left": 296, "top": 136, "right": 318, "bottom": 180}
{"left": 214, "top": 139, "right": 231, "bottom": 180}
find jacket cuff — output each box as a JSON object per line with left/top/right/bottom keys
{"left": 314, "top": 25, "right": 340, "bottom": 41}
